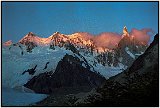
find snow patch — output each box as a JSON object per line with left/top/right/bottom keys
{"left": 125, "top": 47, "right": 135, "bottom": 59}
{"left": 135, "top": 51, "right": 144, "bottom": 56}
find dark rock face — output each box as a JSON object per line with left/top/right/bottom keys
{"left": 22, "top": 65, "right": 37, "bottom": 75}
{"left": 115, "top": 34, "right": 148, "bottom": 66}
{"left": 24, "top": 54, "right": 106, "bottom": 94}
{"left": 73, "top": 34, "right": 159, "bottom": 107}
{"left": 26, "top": 42, "right": 37, "bottom": 53}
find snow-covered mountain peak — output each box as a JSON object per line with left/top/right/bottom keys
{"left": 3, "top": 40, "right": 12, "bottom": 46}
{"left": 19, "top": 32, "right": 52, "bottom": 46}
{"left": 4, "top": 28, "right": 148, "bottom": 55}
{"left": 52, "top": 31, "right": 63, "bottom": 37}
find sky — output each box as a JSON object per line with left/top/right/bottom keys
{"left": 2, "top": 2, "right": 158, "bottom": 42}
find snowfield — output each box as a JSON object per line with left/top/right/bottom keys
{"left": 125, "top": 47, "right": 135, "bottom": 59}
{"left": 2, "top": 46, "right": 73, "bottom": 88}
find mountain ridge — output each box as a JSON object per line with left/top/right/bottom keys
{"left": 2, "top": 26, "right": 149, "bottom": 67}
{"left": 3, "top": 26, "right": 148, "bottom": 50}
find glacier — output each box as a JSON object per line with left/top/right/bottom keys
{"left": 2, "top": 45, "right": 126, "bottom": 106}
{"left": 2, "top": 45, "right": 73, "bottom": 88}
{"left": 2, "top": 87, "right": 47, "bottom": 106}
{"left": 125, "top": 47, "right": 135, "bottom": 59}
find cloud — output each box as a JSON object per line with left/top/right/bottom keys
{"left": 77, "top": 28, "right": 154, "bottom": 49}
{"left": 130, "top": 28, "right": 154, "bottom": 44}
{"left": 77, "top": 32, "right": 121, "bottom": 49}
{"left": 93, "top": 32, "right": 121, "bottom": 49}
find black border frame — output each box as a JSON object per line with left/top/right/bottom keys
{"left": 1, "top": 1, "right": 159, "bottom": 107}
